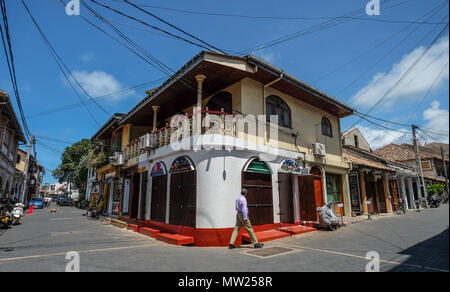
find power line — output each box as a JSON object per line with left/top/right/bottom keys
{"left": 121, "top": 0, "right": 227, "bottom": 54}
{"left": 89, "top": 0, "right": 216, "bottom": 52}
{"left": 353, "top": 112, "right": 411, "bottom": 134}
{"left": 21, "top": 0, "right": 106, "bottom": 127}
{"left": 355, "top": 111, "right": 411, "bottom": 127}
{"left": 0, "top": 0, "right": 31, "bottom": 139}
{"left": 26, "top": 77, "right": 166, "bottom": 119}
{"left": 348, "top": 21, "right": 450, "bottom": 130}
{"left": 336, "top": 4, "right": 448, "bottom": 97}
{"left": 405, "top": 59, "right": 449, "bottom": 124}
{"left": 312, "top": 1, "right": 448, "bottom": 84}
{"left": 110, "top": 0, "right": 448, "bottom": 25}
{"left": 33, "top": 134, "right": 74, "bottom": 145}
{"left": 236, "top": 0, "right": 413, "bottom": 55}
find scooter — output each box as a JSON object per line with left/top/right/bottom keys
{"left": 11, "top": 203, "right": 24, "bottom": 225}
{"left": 428, "top": 194, "right": 441, "bottom": 208}
{"left": 0, "top": 209, "right": 12, "bottom": 229}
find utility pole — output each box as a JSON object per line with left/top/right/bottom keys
{"left": 441, "top": 146, "right": 449, "bottom": 196}
{"left": 20, "top": 135, "right": 33, "bottom": 204}
{"left": 412, "top": 125, "right": 427, "bottom": 206}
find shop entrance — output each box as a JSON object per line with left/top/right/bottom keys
{"left": 278, "top": 172, "right": 294, "bottom": 224}
{"left": 169, "top": 157, "right": 197, "bottom": 227}
{"left": 139, "top": 171, "right": 148, "bottom": 220}
{"left": 130, "top": 173, "right": 140, "bottom": 219}
{"left": 150, "top": 162, "right": 168, "bottom": 223}
{"left": 326, "top": 174, "right": 344, "bottom": 215}
{"left": 389, "top": 180, "right": 400, "bottom": 212}
{"left": 364, "top": 175, "right": 378, "bottom": 214}
{"left": 298, "top": 175, "right": 317, "bottom": 222}
{"left": 242, "top": 158, "right": 274, "bottom": 226}
{"left": 376, "top": 180, "right": 387, "bottom": 213}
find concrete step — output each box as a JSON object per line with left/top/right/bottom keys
{"left": 127, "top": 224, "right": 139, "bottom": 232}
{"left": 156, "top": 233, "right": 194, "bottom": 246}
{"left": 242, "top": 229, "right": 290, "bottom": 243}
{"left": 278, "top": 225, "right": 316, "bottom": 236}
{"left": 139, "top": 227, "right": 160, "bottom": 238}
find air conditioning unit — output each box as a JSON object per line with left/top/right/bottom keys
{"left": 313, "top": 143, "right": 326, "bottom": 157}
{"left": 109, "top": 152, "right": 124, "bottom": 166}
{"left": 140, "top": 133, "right": 156, "bottom": 149}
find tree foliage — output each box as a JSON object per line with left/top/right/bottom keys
{"left": 52, "top": 139, "right": 94, "bottom": 191}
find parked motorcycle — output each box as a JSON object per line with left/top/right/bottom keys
{"left": 11, "top": 203, "right": 24, "bottom": 225}
{"left": 0, "top": 208, "right": 12, "bottom": 229}
{"left": 317, "top": 202, "right": 340, "bottom": 231}
{"left": 428, "top": 194, "right": 441, "bottom": 208}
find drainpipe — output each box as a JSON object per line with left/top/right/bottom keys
{"left": 263, "top": 73, "right": 284, "bottom": 142}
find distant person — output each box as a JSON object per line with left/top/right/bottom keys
{"left": 229, "top": 189, "right": 264, "bottom": 249}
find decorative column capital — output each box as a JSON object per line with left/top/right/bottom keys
{"left": 152, "top": 105, "right": 160, "bottom": 112}
{"left": 195, "top": 74, "right": 207, "bottom": 83}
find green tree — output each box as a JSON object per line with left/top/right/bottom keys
{"left": 52, "top": 139, "right": 94, "bottom": 191}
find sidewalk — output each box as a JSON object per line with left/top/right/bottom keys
{"left": 342, "top": 212, "right": 397, "bottom": 225}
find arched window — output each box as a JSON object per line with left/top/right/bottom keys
{"left": 321, "top": 117, "right": 332, "bottom": 137}
{"left": 205, "top": 91, "right": 232, "bottom": 114}
{"left": 266, "top": 95, "right": 291, "bottom": 128}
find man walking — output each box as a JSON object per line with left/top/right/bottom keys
{"left": 229, "top": 189, "right": 264, "bottom": 249}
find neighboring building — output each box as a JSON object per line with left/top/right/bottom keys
{"left": 44, "top": 182, "right": 68, "bottom": 197}
{"left": 89, "top": 52, "right": 355, "bottom": 246}
{"left": 374, "top": 143, "right": 448, "bottom": 186}
{"left": 0, "top": 90, "right": 27, "bottom": 200}
{"left": 342, "top": 128, "right": 371, "bottom": 152}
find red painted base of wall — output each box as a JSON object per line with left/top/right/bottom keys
{"left": 139, "top": 220, "right": 307, "bottom": 247}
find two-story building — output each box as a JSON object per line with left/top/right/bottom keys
{"left": 0, "top": 90, "right": 27, "bottom": 200}
{"left": 90, "top": 52, "right": 355, "bottom": 246}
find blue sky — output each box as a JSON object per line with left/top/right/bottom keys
{"left": 1, "top": 0, "right": 448, "bottom": 184}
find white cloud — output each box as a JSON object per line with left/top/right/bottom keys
{"left": 351, "top": 35, "right": 449, "bottom": 109}
{"left": 70, "top": 70, "right": 134, "bottom": 100}
{"left": 356, "top": 125, "right": 410, "bottom": 150}
{"left": 421, "top": 101, "right": 449, "bottom": 143}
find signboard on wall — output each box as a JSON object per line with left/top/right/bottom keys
{"left": 348, "top": 171, "right": 362, "bottom": 214}
{"left": 421, "top": 160, "right": 432, "bottom": 170}
{"left": 245, "top": 158, "right": 271, "bottom": 174}
{"left": 151, "top": 161, "right": 167, "bottom": 177}
{"left": 122, "top": 178, "right": 130, "bottom": 214}
{"left": 279, "top": 159, "right": 297, "bottom": 173}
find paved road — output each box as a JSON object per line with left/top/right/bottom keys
{"left": 0, "top": 203, "right": 448, "bottom": 272}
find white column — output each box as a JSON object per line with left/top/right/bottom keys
{"left": 152, "top": 106, "right": 160, "bottom": 132}
{"left": 195, "top": 75, "right": 207, "bottom": 109}
{"left": 399, "top": 177, "right": 409, "bottom": 210}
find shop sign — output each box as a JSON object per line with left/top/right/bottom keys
{"left": 138, "top": 161, "right": 149, "bottom": 173}
{"left": 170, "top": 156, "right": 195, "bottom": 173}
{"left": 279, "top": 159, "right": 297, "bottom": 173}
{"left": 421, "top": 160, "right": 432, "bottom": 170}
{"left": 151, "top": 161, "right": 167, "bottom": 177}
{"left": 245, "top": 158, "right": 271, "bottom": 174}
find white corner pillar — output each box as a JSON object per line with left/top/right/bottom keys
{"left": 399, "top": 177, "right": 409, "bottom": 210}
{"left": 195, "top": 74, "right": 207, "bottom": 109}
{"left": 152, "top": 105, "right": 160, "bottom": 132}
{"left": 415, "top": 176, "right": 424, "bottom": 205}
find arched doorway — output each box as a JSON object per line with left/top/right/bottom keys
{"left": 242, "top": 157, "right": 273, "bottom": 226}
{"left": 169, "top": 156, "right": 197, "bottom": 227}
{"left": 278, "top": 159, "right": 297, "bottom": 224}
{"left": 150, "top": 162, "right": 168, "bottom": 223}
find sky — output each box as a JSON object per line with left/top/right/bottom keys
{"left": 0, "top": 0, "right": 448, "bottom": 184}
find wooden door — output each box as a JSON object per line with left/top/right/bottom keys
{"left": 242, "top": 172, "right": 274, "bottom": 226}
{"left": 139, "top": 172, "right": 148, "bottom": 220}
{"left": 169, "top": 171, "right": 197, "bottom": 227}
{"left": 130, "top": 173, "right": 140, "bottom": 219}
{"left": 364, "top": 176, "right": 378, "bottom": 214}
{"left": 278, "top": 173, "right": 294, "bottom": 224}
{"left": 376, "top": 180, "right": 387, "bottom": 213}
{"left": 298, "top": 175, "right": 317, "bottom": 222}
{"left": 325, "top": 174, "right": 344, "bottom": 215}
{"left": 150, "top": 175, "right": 167, "bottom": 222}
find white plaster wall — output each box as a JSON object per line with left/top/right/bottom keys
{"left": 148, "top": 149, "right": 288, "bottom": 229}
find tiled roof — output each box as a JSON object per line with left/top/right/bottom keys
{"left": 373, "top": 143, "right": 440, "bottom": 162}
{"left": 343, "top": 146, "right": 396, "bottom": 172}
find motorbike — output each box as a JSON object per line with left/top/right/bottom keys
{"left": 0, "top": 208, "right": 12, "bottom": 229}
{"left": 317, "top": 202, "right": 340, "bottom": 231}
{"left": 428, "top": 194, "right": 441, "bottom": 208}
{"left": 11, "top": 203, "right": 24, "bottom": 225}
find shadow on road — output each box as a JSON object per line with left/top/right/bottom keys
{"left": 389, "top": 228, "right": 449, "bottom": 272}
